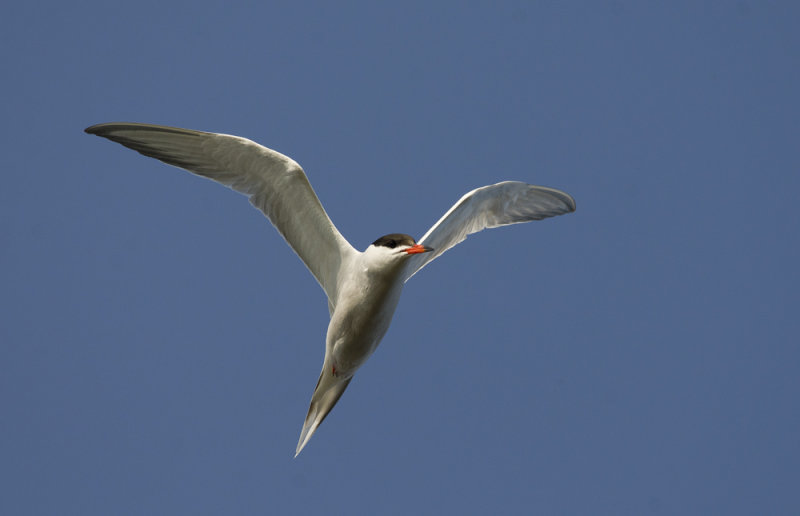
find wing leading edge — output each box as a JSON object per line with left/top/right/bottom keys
{"left": 85, "top": 122, "right": 356, "bottom": 305}
{"left": 404, "top": 181, "right": 576, "bottom": 281}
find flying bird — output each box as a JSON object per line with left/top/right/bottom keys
{"left": 85, "top": 122, "right": 576, "bottom": 456}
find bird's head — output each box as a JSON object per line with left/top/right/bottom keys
{"left": 364, "top": 233, "right": 433, "bottom": 269}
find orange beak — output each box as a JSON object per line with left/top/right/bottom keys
{"left": 405, "top": 243, "right": 434, "bottom": 255}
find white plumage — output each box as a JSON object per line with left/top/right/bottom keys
{"left": 85, "top": 122, "right": 576, "bottom": 456}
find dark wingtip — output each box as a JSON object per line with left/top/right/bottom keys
{"left": 84, "top": 123, "right": 108, "bottom": 135}
{"left": 566, "top": 194, "right": 577, "bottom": 213}
{"left": 549, "top": 188, "right": 576, "bottom": 213}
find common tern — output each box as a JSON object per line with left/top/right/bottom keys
{"left": 85, "top": 122, "right": 576, "bottom": 456}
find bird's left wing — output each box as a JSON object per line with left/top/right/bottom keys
{"left": 85, "top": 123, "right": 356, "bottom": 305}
{"left": 403, "top": 181, "right": 576, "bottom": 281}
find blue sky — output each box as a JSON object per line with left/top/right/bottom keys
{"left": 2, "top": 1, "right": 798, "bottom": 514}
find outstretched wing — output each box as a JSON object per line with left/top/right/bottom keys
{"left": 404, "top": 181, "right": 576, "bottom": 281}
{"left": 85, "top": 123, "right": 356, "bottom": 304}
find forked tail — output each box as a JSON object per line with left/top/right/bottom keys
{"left": 295, "top": 367, "right": 353, "bottom": 456}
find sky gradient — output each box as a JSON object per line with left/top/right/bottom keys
{"left": 2, "top": 2, "right": 799, "bottom": 515}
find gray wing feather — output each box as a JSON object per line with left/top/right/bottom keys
{"left": 404, "top": 181, "right": 575, "bottom": 281}
{"left": 85, "top": 122, "right": 355, "bottom": 304}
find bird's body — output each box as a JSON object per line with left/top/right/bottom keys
{"left": 328, "top": 249, "right": 405, "bottom": 376}
{"left": 85, "top": 122, "right": 576, "bottom": 455}
{"left": 298, "top": 243, "right": 411, "bottom": 453}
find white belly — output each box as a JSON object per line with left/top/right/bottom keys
{"left": 326, "top": 278, "right": 404, "bottom": 377}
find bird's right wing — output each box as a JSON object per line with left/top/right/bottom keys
{"left": 403, "top": 181, "right": 576, "bottom": 281}
{"left": 85, "top": 123, "right": 356, "bottom": 305}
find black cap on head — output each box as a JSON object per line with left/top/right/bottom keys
{"left": 371, "top": 233, "right": 417, "bottom": 249}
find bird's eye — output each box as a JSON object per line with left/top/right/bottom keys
{"left": 386, "top": 240, "right": 397, "bottom": 249}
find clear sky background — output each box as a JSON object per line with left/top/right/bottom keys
{"left": 2, "top": 2, "right": 798, "bottom": 515}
